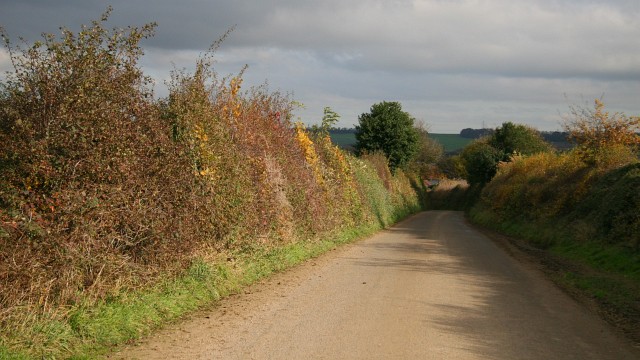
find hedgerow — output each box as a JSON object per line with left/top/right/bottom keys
{"left": 475, "top": 144, "right": 639, "bottom": 250}
{"left": 0, "top": 10, "right": 426, "bottom": 357}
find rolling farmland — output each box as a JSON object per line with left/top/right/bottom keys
{"left": 329, "top": 132, "right": 472, "bottom": 153}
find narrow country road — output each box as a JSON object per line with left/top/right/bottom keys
{"left": 112, "top": 211, "right": 639, "bottom": 359}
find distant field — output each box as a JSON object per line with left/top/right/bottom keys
{"left": 329, "top": 133, "right": 358, "bottom": 148}
{"left": 429, "top": 134, "right": 473, "bottom": 153}
{"left": 329, "top": 132, "right": 472, "bottom": 153}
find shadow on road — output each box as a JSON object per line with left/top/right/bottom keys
{"left": 342, "top": 211, "right": 636, "bottom": 360}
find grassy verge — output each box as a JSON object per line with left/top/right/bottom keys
{"left": 469, "top": 207, "right": 640, "bottom": 343}
{"left": 1, "top": 222, "right": 390, "bottom": 359}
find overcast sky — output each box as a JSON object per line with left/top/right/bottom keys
{"left": 1, "top": 0, "right": 638, "bottom": 133}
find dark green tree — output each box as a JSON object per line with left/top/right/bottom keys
{"left": 459, "top": 122, "right": 551, "bottom": 186}
{"left": 460, "top": 138, "right": 501, "bottom": 186}
{"left": 355, "top": 101, "right": 419, "bottom": 171}
{"left": 489, "top": 122, "right": 551, "bottom": 161}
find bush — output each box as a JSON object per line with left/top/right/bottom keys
{"left": 563, "top": 99, "right": 640, "bottom": 165}
{"left": 475, "top": 146, "right": 639, "bottom": 251}
{"left": 479, "top": 151, "right": 589, "bottom": 222}
{"left": 573, "top": 163, "right": 640, "bottom": 250}
{"left": 0, "top": 8, "right": 198, "bottom": 308}
{"left": 459, "top": 138, "right": 501, "bottom": 186}
{"left": 0, "top": 10, "right": 429, "bottom": 357}
{"left": 457, "top": 122, "right": 552, "bottom": 187}
{"left": 407, "top": 121, "right": 444, "bottom": 178}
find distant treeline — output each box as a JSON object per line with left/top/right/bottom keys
{"left": 460, "top": 128, "right": 570, "bottom": 143}
{"left": 323, "top": 127, "right": 356, "bottom": 134}
{"left": 326, "top": 127, "right": 569, "bottom": 144}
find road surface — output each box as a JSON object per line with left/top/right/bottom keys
{"left": 113, "top": 211, "right": 639, "bottom": 359}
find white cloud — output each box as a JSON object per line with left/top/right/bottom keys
{"left": 0, "top": 49, "right": 12, "bottom": 76}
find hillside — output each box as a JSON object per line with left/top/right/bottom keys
{"left": 331, "top": 130, "right": 572, "bottom": 154}
{"left": 330, "top": 131, "right": 472, "bottom": 153}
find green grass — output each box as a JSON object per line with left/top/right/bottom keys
{"left": 428, "top": 134, "right": 473, "bottom": 153}
{"left": 329, "top": 133, "right": 357, "bottom": 148}
{"left": 551, "top": 241, "right": 640, "bottom": 282}
{"left": 0, "top": 345, "right": 29, "bottom": 360}
{"left": 329, "top": 132, "right": 472, "bottom": 153}
{"left": 551, "top": 244, "right": 640, "bottom": 318}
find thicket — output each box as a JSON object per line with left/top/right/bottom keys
{"left": 479, "top": 100, "right": 640, "bottom": 251}
{"left": 473, "top": 100, "right": 640, "bottom": 250}
{"left": 0, "top": 11, "right": 426, "bottom": 358}
{"left": 457, "top": 122, "right": 551, "bottom": 187}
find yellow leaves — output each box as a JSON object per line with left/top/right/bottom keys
{"left": 230, "top": 77, "right": 242, "bottom": 97}
{"left": 198, "top": 167, "right": 215, "bottom": 178}
{"left": 220, "top": 76, "right": 243, "bottom": 120}
{"left": 193, "top": 124, "right": 208, "bottom": 143}
{"left": 295, "top": 123, "right": 323, "bottom": 185}
{"left": 232, "top": 105, "right": 242, "bottom": 119}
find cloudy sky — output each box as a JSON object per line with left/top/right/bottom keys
{"left": 1, "top": 0, "right": 638, "bottom": 133}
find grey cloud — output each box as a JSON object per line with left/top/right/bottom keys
{"left": 1, "top": 0, "right": 639, "bottom": 132}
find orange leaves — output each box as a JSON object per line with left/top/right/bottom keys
{"left": 564, "top": 99, "right": 640, "bottom": 165}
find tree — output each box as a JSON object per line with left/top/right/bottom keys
{"left": 489, "top": 122, "right": 551, "bottom": 161}
{"left": 311, "top": 106, "right": 340, "bottom": 135}
{"left": 458, "top": 122, "right": 551, "bottom": 186}
{"left": 460, "top": 128, "right": 494, "bottom": 139}
{"left": 460, "top": 138, "right": 501, "bottom": 186}
{"left": 408, "top": 120, "right": 444, "bottom": 177}
{"left": 355, "top": 101, "right": 419, "bottom": 171}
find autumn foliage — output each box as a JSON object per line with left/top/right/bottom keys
{"left": 564, "top": 99, "right": 640, "bottom": 166}
{"left": 0, "top": 9, "right": 425, "bottom": 338}
{"left": 477, "top": 107, "right": 640, "bottom": 250}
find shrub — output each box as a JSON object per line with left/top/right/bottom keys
{"left": 407, "top": 121, "right": 444, "bottom": 178}
{"left": 476, "top": 146, "right": 639, "bottom": 252}
{"left": 457, "top": 122, "right": 552, "bottom": 187}
{"left": 563, "top": 99, "right": 640, "bottom": 165}
{"left": 459, "top": 138, "right": 501, "bottom": 186}
{"left": 572, "top": 163, "right": 640, "bottom": 250}
{"left": 480, "top": 151, "right": 589, "bottom": 222}
{"left": 0, "top": 8, "right": 199, "bottom": 309}
{"left": 0, "top": 10, "right": 429, "bottom": 358}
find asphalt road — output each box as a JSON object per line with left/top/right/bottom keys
{"left": 113, "top": 211, "right": 639, "bottom": 359}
